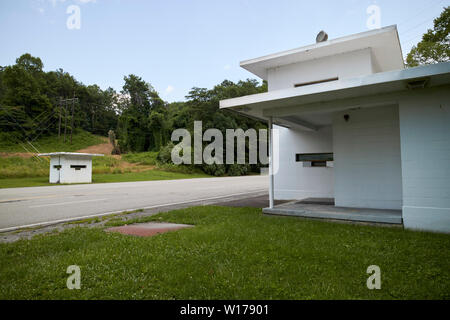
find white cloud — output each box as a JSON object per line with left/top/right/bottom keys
{"left": 165, "top": 85, "right": 174, "bottom": 95}
{"left": 48, "top": 0, "right": 95, "bottom": 6}
{"left": 49, "top": 0, "right": 66, "bottom": 7}
{"left": 38, "top": 7, "right": 45, "bottom": 14}
{"left": 224, "top": 64, "right": 231, "bottom": 70}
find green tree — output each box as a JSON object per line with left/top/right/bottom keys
{"left": 117, "top": 75, "right": 166, "bottom": 152}
{"left": 0, "top": 53, "right": 120, "bottom": 144}
{"left": 15, "top": 53, "right": 44, "bottom": 73}
{"left": 173, "top": 79, "right": 268, "bottom": 176}
{"left": 1, "top": 54, "right": 52, "bottom": 139}
{"left": 406, "top": 6, "right": 450, "bottom": 67}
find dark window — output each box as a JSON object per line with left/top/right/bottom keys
{"left": 70, "top": 165, "right": 87, "bottom": 170}
{"left": 53, "top": 165, "right": 62, "bottom": 170}
{"left": 294, "top": 77, "right": 338, "bottom": 88}
{"left": 296, "top": 153, "right": 333, "bottom": 162}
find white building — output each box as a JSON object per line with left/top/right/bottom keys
{"left": 38, "top": 152, "right": 103, "bottom": 184}
{"left": 220, "top": 26, "right": 450, "bottom": 233}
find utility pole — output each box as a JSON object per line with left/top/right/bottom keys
{"left": 91, "top": 104, "right": 96, "bottom": 132}
{"left": 58, "top": 97, "right": 62, "bottom": 139}
{"left": 59, "top": 96, "right": 79, "bottom": 144}
{"left": 90, "top": 103, "right": 103, "bottom": 132}
{"left": 64, "top": 98, "right": 68, "bottom": 143}
{"left": 70, "top": 93, "right": 75, "bottom": 144}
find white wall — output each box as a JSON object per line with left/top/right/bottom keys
{"left": 267, "top": 48, "right": 374, "bottom": 91}
{"left": 49, "top": 156, "right": 61, "bottom": 183}
{"left": 59, "top": 156, "right": 93, "bottom": 184}
{"left": 273, "top": 125, "right": 334, "bottom": 200}
{"left": 333, "top": 105, "right": 403, "bottom": 210}
{"left": 399, "top": 86, "right": 450, "bottom": 233}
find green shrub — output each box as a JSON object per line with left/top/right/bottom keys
{"left": 156, "top": 163, "right": 199, "bottom": 174}
{"left": 0, "top": 132, "right": 24, "bottom": 150}
{"left": 227, "top": 164, "right": 251, "bottom": 176}
{"left": 201, "top": 163, "right": 226, "bottom": 176}
{"left": 156, "top": 142, "right": 175, "bottom": 164}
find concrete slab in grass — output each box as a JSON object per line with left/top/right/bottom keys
{"left": 106, "top": 222, "right": 193, "bottom": 237}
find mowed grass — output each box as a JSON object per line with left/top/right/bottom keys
{"left": 0, "top": 147, "right": 206, "bottom": 187}
{"left": 122, "top": 151, "right": 158, "bottom": 165}
{"left": 0, "top": 206, "right": 448, "bottom": 299}
{"left": 0, "top": 130, "right": 104, "bottom": 153}
{"left": 0, "top": 155, "right": 155, "bottom": 179}
{"left": 0, "top": 169, "right": 209, "bottom": 188}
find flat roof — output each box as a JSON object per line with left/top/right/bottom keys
{"left": 220, "top": 62, "right": 450, "bottom": 121}
{"left": 38, "top": 152, "right": 104, "bottom": 157}
{"left": 240, "top": 25, "right": 404, "bottom": 80}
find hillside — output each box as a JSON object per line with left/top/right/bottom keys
{"left": 0, "top": 130, "right": 105, "bottom": 154}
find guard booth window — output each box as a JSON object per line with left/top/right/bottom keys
{"left": 70, "top": 165, "right": 87, "bottom": 171}
{"left": 296, "top": 153, "right": 333, "bottom": 167}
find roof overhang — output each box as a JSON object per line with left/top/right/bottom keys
{"left": 240, "top": 25, "right": 404, "bottom": 80}
{"left": 220, "top": 62, "right": 450, "bottom": 128}
{"left": 38, "top": 152, "right": 104, "bottom": 157}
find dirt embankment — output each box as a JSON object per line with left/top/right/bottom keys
{"left": 76, "top": 142, "right": 114, "bottom": 156}
{"left": 0, "top": 152, "right": 35, "bottom": 158}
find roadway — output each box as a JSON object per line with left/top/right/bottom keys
{"left": 0, "top": 176, "right": 267, "bottom": 231}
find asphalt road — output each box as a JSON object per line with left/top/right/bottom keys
{"left": 0, "top": 176, "right": 267, "bottom": 231}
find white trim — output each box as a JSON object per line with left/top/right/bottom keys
{"left": 220, "top": 62, "right": 450, "bottom": 111}
{"left": 240, "top": 25, "right": 403, "bottom": 79}
{"left": 38, "top": 152, "right": 104, "bottom": 157}
{"left": 269, "top": 117, "right": 274, "bottom": 209}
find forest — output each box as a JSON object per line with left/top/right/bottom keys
{"left": 0, "top": 53, "right": 267, "bottom": 176}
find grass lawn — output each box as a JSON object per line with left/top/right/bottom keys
{"left": 0, "top": 170, "right": 210, "bottom": 188}
{"left": 122, "top": 151, "right": 158, "bottom": 165}
{"left": 0, "top": 206, "right": 448, "bottom": 299}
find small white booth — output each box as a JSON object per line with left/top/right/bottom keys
{"left": 38, "top": 152, "right": 103, "bottom": 184}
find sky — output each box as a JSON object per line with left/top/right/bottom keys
{"left": 0, "top": 0, "right": 448, "bottom": 102}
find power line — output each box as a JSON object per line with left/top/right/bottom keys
{"left": 399, "top": 7, "right": 447, "bottom": 49}
{"left": 397, "top": 0, "right": 445, "bottom": 28}
{"left": 87, "top": 102, "right": 107, "bottom": 132}
{"left": 400, "top": 15, "right": 439, "bottom": 37}
{"left": 30, "top": 117, "right": 59, "bottom": 143}
{"left": 59, "top": 96, "right": 79, "bottom": 143}
{"left": 0, "top": 108, "right": 44, "bottom": 159}
{"left": 397, "top": 0, "right": 447, "bottom": 50}
{"left": 403, "top": 34, "right": 424, "bottom": 47}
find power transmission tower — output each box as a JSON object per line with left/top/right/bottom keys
{"left": 59, "top": 96, "right": 79, "bottom": 144}
{"left": 58, "top": 97, "right": 62, "bottom": 139}
{"left": 70, "top": 93, "right": 78, "bottom": 144}
{"left": 88, "top": 102, "right": 105, "bottom": 133}
{"left": 64, "top": 99, "right": 68, "bottom": 143}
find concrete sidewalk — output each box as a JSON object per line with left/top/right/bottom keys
{"left": 263, "top": 199, "right": 403, "bottom": 224}
{"left": 215, "top": 194, "right": 289, "bottom": 208}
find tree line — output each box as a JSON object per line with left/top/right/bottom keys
{"left": 0, "top": 53, "right": 118, "bottom": 146}
{"left": 0, "top": 54, "right": 268, "bottom": 175}
{"left": 116, "top": 74, "right": 268, "bottom": 175}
